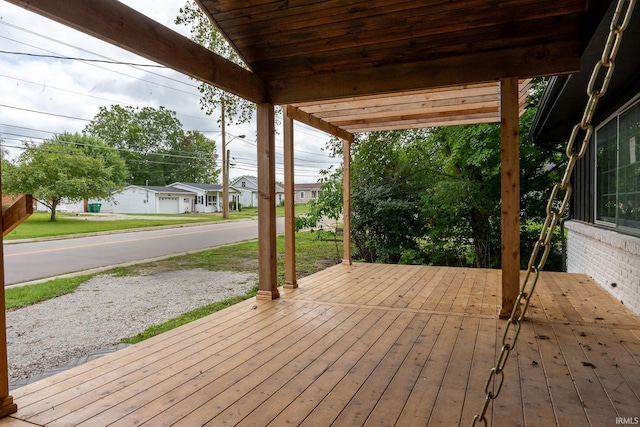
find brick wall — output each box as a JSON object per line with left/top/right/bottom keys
{"left": 565, "top": 220, "right": 640, "bottom": 316}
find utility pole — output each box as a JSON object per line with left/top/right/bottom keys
{"left": 221, "top": 101, "right": 229, "bottom": 218}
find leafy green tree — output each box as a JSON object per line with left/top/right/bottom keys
{"left": 295, "top": 166, "right": 344, "bottom": 256}
{"left": 175, "top": 1, "right": 255, "bottom": 125}
{"left": 166, "top": 130, "right": 219, "bottom": 184}
{"left": 84, "top": 105, "right": 185, "bottom": 185}
{"left": 3, "top": 133, "right": 127, "bottom": 221}
{"left": 350, "top": 130, "right": 432, "bottom": 263}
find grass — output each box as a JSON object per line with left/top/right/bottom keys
{"left": 7, "top": 229, "right": 341, "bottom": 344}
{"left": 6, "top": 275, "right": 91, "bottom": 310}
{"left": 5, "top": 205, "right": 312, "bottom": 240}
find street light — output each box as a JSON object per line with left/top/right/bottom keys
{"left": 222, "top": 133, "right": 245, "bottom": 218}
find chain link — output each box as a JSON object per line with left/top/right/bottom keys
{"left": 472, "top": 0, "right": 635, "bottom": 424}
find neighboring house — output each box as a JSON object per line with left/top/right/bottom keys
{"left": 97, "top": 185, "right": 195, "bottom": 214}
{"left": 531, "top": 3, "right": 640, "bottom": 315}
{"left": 168, "top": 182, "right": 240, "bottom": 213}
{"left": 294, "top": 182, "right": 323, "bottom": 204}
{"left": 231, "top": 175, "right": 284, "bottom": 208}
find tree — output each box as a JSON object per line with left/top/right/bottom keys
{"left": 84, "top": 105, "right": 186, "bottom": 185}
{"left": 350, "top": 130, "right": 432, "bottom": 263}
{"left": 166, "top": 130, "right": 219, "bottom": 184}
{"left": 175, "top": 2, "right": 255, "bottom": 125}
{"left": 3, "top": 133, "right": 128, "bottom": 221}
{"left": 341, "top": 78, "right": 565, "bottom": 268}
{"left": 295, "top": 166, "right": 344, "bottom": 257}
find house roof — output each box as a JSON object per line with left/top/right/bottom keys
{"left": 530, "top": 2, "right": 640, "bottom": 144}
{"left": 128, "top": 185, "right": 194, "bottom": 195}
{"left": 8, "top": 0, "right": 612, "bottom": 140}
{"left": 170, "top": 182, "right": 224, "bottom": 192}
{"left": 232, "top": 176, "right": 285, "bottom": 193}
{"left": 295, "top": 183, "right": 323, "bottom": 190}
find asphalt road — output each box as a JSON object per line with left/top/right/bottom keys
{"left": 3, "top": 218, "right": 285, "bottom": 286}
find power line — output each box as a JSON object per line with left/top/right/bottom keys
{"left": 0, "top": 50, "right": 167, "bottom": 68}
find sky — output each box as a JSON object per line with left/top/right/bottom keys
{"left": 0, "top": 1, "right": 341, "bottom": 183}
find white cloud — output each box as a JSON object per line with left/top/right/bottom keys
{"left": 0, "top": 1, "right": 338, "bottom": 182}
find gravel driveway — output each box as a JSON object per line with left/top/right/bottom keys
{"left": 7, "top": 269, "right": 257, "bottom": 383}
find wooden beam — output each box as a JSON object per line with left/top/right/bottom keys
{"left": 283, "top": 108, "right": 297, "bottom": 289}
{"left": 0, "top": 175, "right": 17, "bottom": 417}
{"left": 284, "top": 106, "right": 354, "bottom": 142}
{"left": 5, "top": 0, "right": 266, "bottom": 104}
{"left": 342, "top": 139, "right": 352, "bottom": 265}
{"left": 2, "top": 195, "right": 33, "bottom": 237}
{"left": 256, "top": 103, "right": 279, "bottom": 300}
{"left": 270, "top": 41, "right": 579, "bottom": 104}
{"left": 499, "top": 77, "right": 521, "bottom": 319}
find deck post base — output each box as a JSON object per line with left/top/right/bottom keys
{"left": 0, "top": 396, "right": 17, "bottom": 417}
{"left": 342, "top": 259, "right": 352, "bottom": 266}
{"left": 256, "top": 289, "right": 280, "bottom": 300}
{"left": 283, "top": 281, "right": 298, "bottom": 289}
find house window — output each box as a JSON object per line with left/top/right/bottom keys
{"left": 300, "top": 191, "right": 305, "bottom": 199}
{"left": 311, "top": 190, "right": 317, "bottom": 199}
{"left": 241, "top": 181, "right": 246, "bottom": 188}
{"left": 596, "top": 99, "right": 640, "bottom": 232}
{"left": 207, "top": 195, "right": 217, "bottom": 205}
{"left": 196, "top": 195, "right": 204, "bottom": 205}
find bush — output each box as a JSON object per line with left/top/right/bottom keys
{"left": 520, "top": 220, "right": 564, "bottom": 272}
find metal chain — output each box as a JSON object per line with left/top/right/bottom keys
{"left": 472, "top": 0, "right": 636, "bottom": 425}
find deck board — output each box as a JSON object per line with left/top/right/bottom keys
{"left": 2, "top": 264, "right": 639, "bottom": 426}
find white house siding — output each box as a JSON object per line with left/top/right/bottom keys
{"left": 565, "top": 220, "right": 640, "bottom": 316}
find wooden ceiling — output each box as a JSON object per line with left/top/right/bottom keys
{"left": 288, "top": 80, "right": 532, "bottom": 133}
{"left": 199, "top": 0, "right": 609, "bottom": 105}
{"left": 5, "top": 0, "right": 612, "bottom": 138}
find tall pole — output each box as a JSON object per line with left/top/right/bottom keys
{"left": 221, "top": 100, "right": 229, "bottom": 218}
{"left": 499, "top": 77, "right": 521, "bottom": 318}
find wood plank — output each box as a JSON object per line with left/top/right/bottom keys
{"left": 499, "top": 76, "right": 521, "bottom": 318}
{"left": 256, "top": 103, "right": 279, "bottom": 300}
{"left": 107, "top": 305, "right": 361, "bottom": 427}
{"left": 389, "top": 265, "right": 439, "bottom": 309}
{"left": 428, "top": 316, "right": 482, "bottom": 425}
{"left": 514, "top": 320, "right": 557, "bottom": 426}
{"left": 2, "top": 195, "right": 33, "bottom": 237}
{"left": 283, "top": 108, "right": 297, "bottom": 289}
{"left": 285, "top": 106, "right": 354, "bottom": 142}
{"left": 362, "top": 314, "right": 447, "bottom": 426}
{"left": 233, "top": 308, "right": 377, "bottom": 426}
{"left": 51, "top": 303, "right": 339, "bottom": 425}
{"left": 491, "top": 321, "right": 524, "bottom": 427}
{"left": 298, "top": 311, "right": 413, "bottom": 426}
{"left": 12, "top": 296, "right": 268, "bottom": 407}
{"left": 532, "top": 322, "right": 591, "bottom": 426}
{"left": 4, "top": 0, "right": 266, "bottom": 103}
{"left": 343, "top": 139, "right": 352, "bottom": 264}
{"left": 23, "top": 302, "right": 324, "bottom": 425}
{"left": 459, "top": 316, "right": 499, "bottom": 425}
{"left": 395, "top": 315, "right": 465, "bottom": 425}
{"left": 328, "top": 312, "right": 430, "bottom": 426}
{"left": 268, "top": 40, "right": 580, "bottom": 104}
{"left": 1, "top": 266, "right": 636, "bottom": 427}
{"left": 237, "top": 310, "right": 401, "bottom": 426}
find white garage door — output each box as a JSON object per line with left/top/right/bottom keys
{"left": 158, "top": 196, "right": 179, "bottom": 214}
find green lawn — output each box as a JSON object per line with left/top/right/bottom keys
{"left": 5, "top": 204, "right": 312, "bottom": 240}
{"left": 5, "top": 229, "right": 342, "bottom": 343}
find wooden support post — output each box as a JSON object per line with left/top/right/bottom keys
{"left": 0, "top": 170, "right": 18, "bottom": 417}
{"left": 499, "top": 77, "right": 521, "bottom": 318}
{"left": 283, "top": 108, "right": 297, "bottom": 289}
{"left": 342, "top": 138, "right": 352, "bottom": 265}
{"left": 256, "top": 103, "right": 280, "bottom": 300}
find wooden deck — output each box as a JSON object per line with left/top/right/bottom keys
{"left": 2, "top": 264, "right": 639, "bottom": 426}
